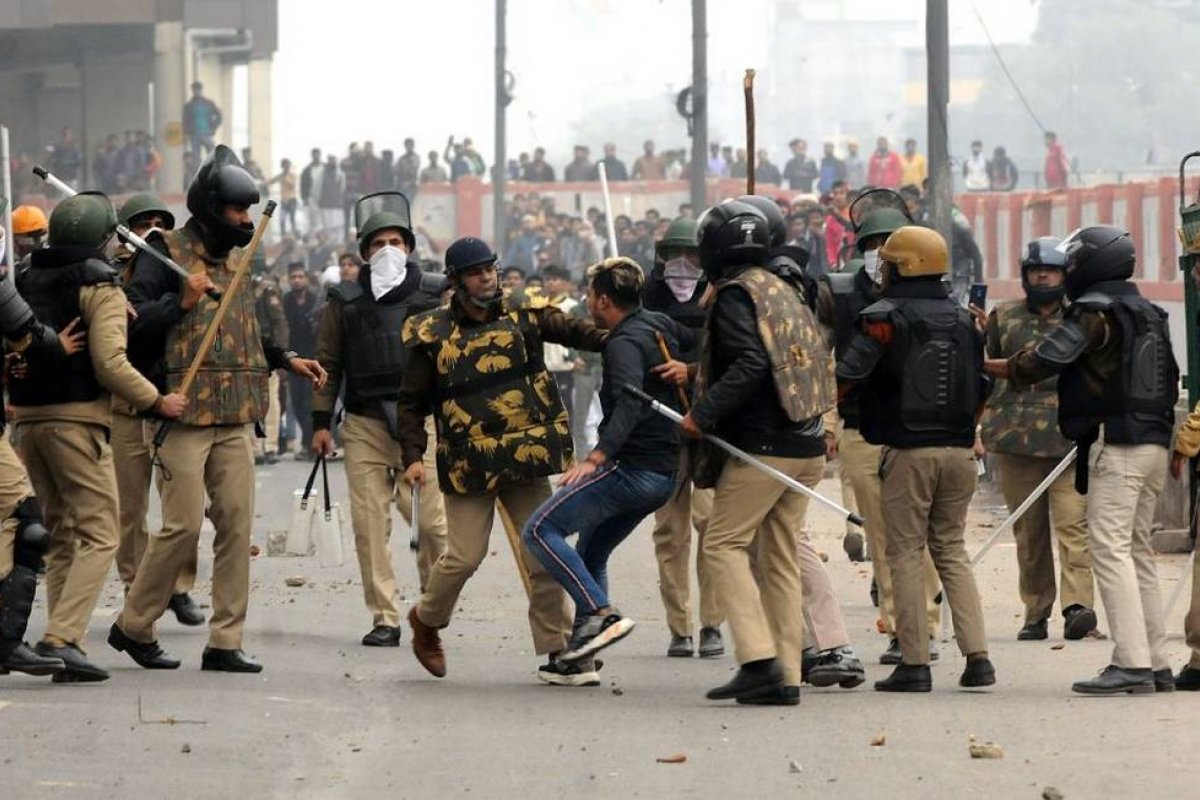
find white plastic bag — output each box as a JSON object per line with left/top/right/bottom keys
{"left": 312, "top": 456, "right": 344, "bottom": 567}
{"left": 286, "top": 458, "right": 321, "bottom": 556}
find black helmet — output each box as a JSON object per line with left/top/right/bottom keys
{"left": 696, "top": 201, "right": 770, "bottom": 282}
{"left": 1059, "top": 226, "right": 1135, "bottom": 300}
{"left": 186, "top": 144, "right": 261, "bottom": 253}
{"left": 444, "top": 237, "right": 498, "bottom": 275}
{"left": 736, "top": 195, "right": 786, "bottom": 248}
{"left": 1020, "top": 236, "right": 1067, "bottom": 307}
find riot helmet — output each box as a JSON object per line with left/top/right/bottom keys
{"left": 878, "top": 225, "right": 948, "bottom": 287}
{"left": 186, "top": 144, "right": 261, "bottom": 252}
{"left": 735, "top": 195, "right": 787, "bottom": 248}
{"left": 1057, "top": 225, "right": 1135, "bottom": 300}
{"left": 654, "top": 217, "right": 699, "bottom": 262}
{"left": 355, "top": 191, "right": 415, "bottom": 258}
{"left": 444, "top": 236, "right": 498, "bottom": 276}
{"left": 48, "top": 192, "right": 118, "bottom": 250}
{"left": 118, "top": 193, "right": 176, "bottom": 231}
{"left": 696, "top": 200, "right": 770, "bottom": 282}
{"left": 1020, "top": 236, "right": 1067, "bottom": 307}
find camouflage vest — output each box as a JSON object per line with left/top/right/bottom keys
{"left": 403, "top": 298, "right": 572, "bottom": 495}
{"left": 704, "top": 267, "right": 836, "bottom": 423}
{"left": 162, "top": 227, "right": 269, "bottom": 427}
{"left": 979, "top": 300, "right": 1072, "bottom": 458}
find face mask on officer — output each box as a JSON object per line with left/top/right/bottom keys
{"left": 369, "top": 244, "right": 408, "bottom": 300}
{"left": 862, "top": 248, "right": 882, "bottom": 284}
{"left": 124, "top": 227, "right": 164, "bottom": 254}
{"left": 663, "top": 256, "right": 702, "bottom": 303}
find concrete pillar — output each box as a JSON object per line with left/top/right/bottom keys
{"left": 153, "top": 21, "right": 186, "bottom": 193}
{"left": 247, "top": 57, "right": 273, "bottom": 177}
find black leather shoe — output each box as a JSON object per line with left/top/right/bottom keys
{"left": 1071, "top": 665, "right": 1155, "bottom": 695}
{"left": 35, "top": 641, "right": 109, "bottom": 682}
{"left": 959, "top": 655, "right": 996, "bottom": 688}
{"left": 0, "top": 641, "right": 65, "bottom": 676}
{"left": 107, "top": 624, "right": 180, "bottom": 669}
{"left": 201, "top": 647, "right": 263, "bottom": 673}
{"left": 1176, "top": 665, "right": 1200, "bottom": 691}
{"left": 843, "top": 531, "right": 865, "bottom": 562}
{"left": 736, "top": 685, "right": 800, "bottom": 706}
{"left": 698, "top": 627, "right": 724, "bottom": 658}
{"left": 362, "top": 625, "right": 402, "bottom": 647}
{"left": 1154, "top": 668, "right": 1175, "bottom": 693}
{"left": 168, "top": 593, "right": 205, "bottom": 627}
{"left": 874, "top": 663, "right": 932, "bottom": 693}
{"left": 1017, "top": 619, "right": 1048, "bottom": 641}
{"left": 1063, "top": 605, "right": 1098, "bottom": 641}
{"left": 879, "top": 637, "right": 902, "bottom": 665}
{"left": 706, "top": 659, "right": 784, "bottom": 701}
{"left": 667, "top": 635, "right": 694, "bottom": 658}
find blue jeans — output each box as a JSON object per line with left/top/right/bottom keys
{"left": 523, "top": 463, "right": 675, "bottom": 620}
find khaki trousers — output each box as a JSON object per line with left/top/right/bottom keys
{"left": 1185, "top": 540, "right": 1200, "bottom": 669}
{"left": 1086, "top": 442, "right": 1169, "bottom": 671}
{"left": 13, "top": 421, "right": 118, "bottom": 647}
{"left": 704, "top": 455, "right": 823, "bottom": 686}
{"left": 993, "top": 452, "right": 1092, "bottom": 623}
{"left": 418, "top": 479, "right": 572, "bottom": 655}
{"left": 118, "top": 424, "right": 255, "bottom": 650}
{"left": 112, "top": 412, "right": 196, "bottom": 593}
{"left": 262, "top": 371, "right": 281, "bottom": 455}
{"left": 795, "top": 524, "right": 850, "bottom": 651}
{"left": 0, "top": 434, "right": 36, "bottom": 581}
{"left": 837, "top": 462, "right": 859, "bottom": 538}
{"left": 652, "top": 465, "right": 721, "bottom": 636}
{"left": 839, "top": 428, "right": 941, "bottom": 637}
{"left": 881, "top": 446, "right": 987, "bottom": 665}
{"left": 342, "top": 413, "right": 447, "bottom": 627}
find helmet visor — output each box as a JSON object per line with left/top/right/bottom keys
{"left": 849, "top": 188, "right": 913, "bottom": 230}
{"left": 354, "top": 191, "right": 412, "bottom": 233}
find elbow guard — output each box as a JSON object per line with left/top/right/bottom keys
{"left": 1033, "top": 320, "right": 1088, "bottom": 366}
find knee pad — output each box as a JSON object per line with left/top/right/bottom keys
{"left": 12, "top": 496, "right": 49, "bottom": 571}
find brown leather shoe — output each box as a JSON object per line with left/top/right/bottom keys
{"left": 407, "top": 606, "right": 446, "bottom": 678}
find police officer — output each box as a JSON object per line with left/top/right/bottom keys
{"left": 817, "top": 206, "right": 943, "bottom": 665}
{"left": 9, "top": 192, "right": 186, "bottom": 682}
{"left": 980, "top": 237, "right": 1096, "bottom": 641}
{"left": 986, "top": 226, "right": 1178, "bottom": 695}
{"left": 641, "top": 217, "right": 723, "bottom": 659}
{"left": 397, "top": 237, "right": 606, "bottom": 685}
{"left": 252, "top": 253, "right": 287, "bottom": 465}
{"left": 311, "top": 192, "right": 448, "bottom": 647}
{"left": 683, "top": 201, "right": 836, "bottom": 706}
{"left": 109, "top": 193, "right": 204, "bottom": 626}
{"left": 111, "top": 146, "right": 325, "bottom": 674}
{"left": 838, "top": 225, "right": 995, "bottom": 693}
{"left": 0, "top": 256, "right": 87, "bottom": 678}
{"left": 1170, "top": 402, "right": 1200, "bottom": 690}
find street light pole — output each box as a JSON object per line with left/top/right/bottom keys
{"left": 493, "top": 0, "right": 508, "bottom": 251}
{"left": 926, "top": 0, "right": 953, "bottom": 264}
{"left": 690, "top": 0, "right": 708, "bottom": 212}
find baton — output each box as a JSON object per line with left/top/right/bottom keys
{"left": 654, "top": 331, "right": 690, "bottom": 412}
{"left": 622, "top": 384, "right": 863, "bottom": 527}
{"left": 32, "top": 165, "right": 221, "bottom": 303}
{"left": 409, "top": 482, "right": 421, "bottom": 552}
{"left": 970, "top": 447, "right": 1077, "bottom": 567}
{"left": 597, "top": 161, "right": 619, "bottom": 257}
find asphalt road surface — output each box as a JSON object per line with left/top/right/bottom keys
{"left": 3, "top": 457, "right": 1197, "bottom": 799}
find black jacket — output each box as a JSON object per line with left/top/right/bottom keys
{"left": 595, "top": 308, "right": 695, "bottom": 473}
{"left": 691, "top": 284, "right": 825, "bottom": 458}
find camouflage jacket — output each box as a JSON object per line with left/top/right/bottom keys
{"left": 162, "top": 226, "right": 270, "bottom": 426}
{"left": 980, "top": 299, "right": 1073, "bottom": 458}
{"left": 398, "top": 292, "right": 606, "bottom": 495}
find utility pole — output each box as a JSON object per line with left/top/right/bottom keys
{"left": 493, "top": 0, "right": 508, "bottom": 250}
{"left": 926, "top": 0, "right": 953, "bottom": 264}
{"left": 690, "top": 0, "right": 708, "bottom": 212}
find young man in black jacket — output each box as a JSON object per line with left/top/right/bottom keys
{"left": 523, "top": 257, "right": 691, "bottom": 671}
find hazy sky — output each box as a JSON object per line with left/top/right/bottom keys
{"left": 267, "top": 0, "right": 1038, "bottom": 167}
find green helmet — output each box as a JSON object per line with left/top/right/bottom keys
{"left": 354, "top": 192, "right": 414, "bottom": 258}
{"left": 855, "top": 209, "right": 910, "bottom": 252}
{"left": 48, "top": 192, "right": 118, "bottom": 249}
{"left": 117, "top": 193, "right": 175, "bottom": 230}
{"left": 655, "top": 217, "right": 698, "bottom": 261}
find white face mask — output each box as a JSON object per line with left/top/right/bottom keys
{"left": 124, "top": 226, "right": 164, "bottom": 254}
{"left": 663, "top": 257, "right": 702, "bottom": 303}
{"left": 862, "top": 249, "right": 882, "bottom": 284}
{"left": 369, "top": 244, "right": 408, "bottom": 300}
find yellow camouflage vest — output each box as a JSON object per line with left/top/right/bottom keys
{"left": 403, "top": 296, "right": 572, "bottom": 495}
{"left": 705, "top": 267, "right": 836, "bottom": 423}
{"left": 980, "top": 300, "right": 1073, "bottom": 459}
{"left": 162, "top": 227, "right": 269, "bottom": 426}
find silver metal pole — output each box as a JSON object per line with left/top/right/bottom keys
{"left": 598, "top": 162, "right": 619, "bottom": 257}
{"left": 409, "top": 483, "right": 421, "bottom": 552}
{"left": 2, "top": 126, "right": 12, "bottom": 271}
{"left": 971, "top": 447, "right": 1077, "bottom": 567}
{"left": 625, "top": 384, "right": 863, "bottom": 526}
